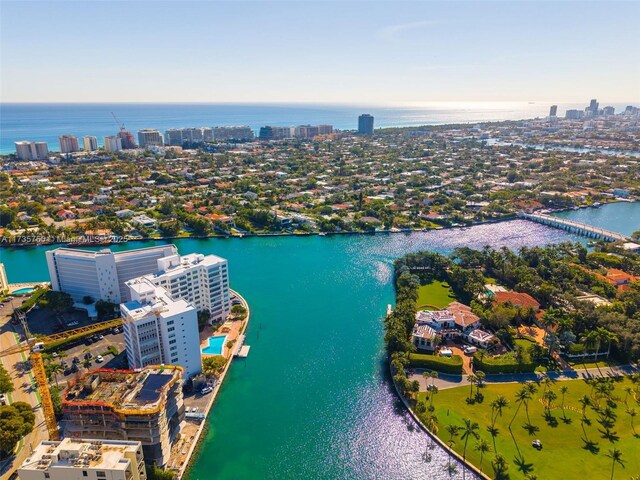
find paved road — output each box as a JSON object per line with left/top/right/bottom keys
{"left": 409, "top": 363, "right": 640, "bottom": 391}
{"left": 0, "top": 299, "right": 48, "bottom": 480}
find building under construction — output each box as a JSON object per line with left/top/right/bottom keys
{"left": 62, "top": 366, "right": 184, "bottom": 467}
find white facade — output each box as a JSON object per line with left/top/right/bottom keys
{"left": 18, "top": 438, "right": 145, "bottom": 480}
{"left": 137, "top": 129, "right": 164, "bottom": 148}
{"left": 147, "top": 253, "right": 231, "bottom": 323}
{"left": 83, "top": 135, "right": 98, "bottom": 151}
{"left": 0, "top": 263, "right": 8, "bottom": 292}
{"left": 46, "top": 245, "right": 177, "bottom": 304}
{"left": 15, "top": 141, "right": 49, "bottom": 160}
{"left": 59, "top": 135, "right": 80, "bottom": 153}
{"left": 104, "top": 135, "right": 123, "bottom": 152}
{"left": 121, "top": 278, "right": 201, "bottom": 378}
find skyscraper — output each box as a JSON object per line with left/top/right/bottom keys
{"left": 15, "top": 141, "right": 49, "bottom": 160}
{"left": 58, "top": 135, "right": 80, "bottom": 153}
{"left": 549, "top": 105, "right": 558, "bottom": 117}
{"left": 358, "top": 114, "right": 374, "bottom": 135}
{"left": 118, "top": 130, "right": 137, "bottom": 149}
{"left": 83, "top": 135, "right": 98, "bottom": 151}
{"left": 138, "top": 129, "right": 164, "bottom": 148}
{"left": 104, "top": 135, "right": 123, "bottom": 152}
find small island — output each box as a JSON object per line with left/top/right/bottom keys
{"left": 386, "top": 242, "right": 640, "bottom": 479}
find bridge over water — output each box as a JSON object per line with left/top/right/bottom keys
{"left": 518, "top": 212, "right": 631, "bottom": 242}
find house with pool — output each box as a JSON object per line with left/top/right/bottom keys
{"left": 414, "top": 301, "right": 497, "bottom": 351}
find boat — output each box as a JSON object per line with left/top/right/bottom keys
{"left": 592, "top": 202, "right": 602, "bottom": 208}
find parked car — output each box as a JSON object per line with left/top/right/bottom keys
{"left": 463, "top": 346, "right": 478, "bottom": 355}
{"left": 200, "top": 385, "right": 213, "bottom": 395}
{"left": 98, "top": 334, "right": 104, "bottom": 340}
{"left": 84, "top": 352, "right": 92, "bottom": 360}
{"left": 0, "top": 393, "right": 7, "bottom": 405}
{"left": 67, "top": 321, "right": 79, "bottom": 327}
{"left": 95, "top": 355, "right": 104, "bottom": 363}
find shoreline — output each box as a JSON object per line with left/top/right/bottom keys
{"left": 176, "top": 288, "right": 250, "bottom": 480}
{"left": 1, "top": 199, "right": 636, "bottom": 251}
{"left": 389, "top": 362, "right": 490, "bottom": 480}
{"left": 0, "top": 214, "right": 519, "bottom": 249}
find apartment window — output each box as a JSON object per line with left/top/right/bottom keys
{"left": 44, "top": 474, "right": 50, "bottom": 479}
{"left": 169, "top": 339, "right": 176, "bottom": 345}
{"left": 82, "top": 472, "right": 88, "bottom": 477}
{"left": 168, "top": 327, "right": 175, "bottom": 332}
{"left": 167, "top": 320, "right": 174, "bottom": 326}
{"left": 97, "top": 472, "right": 106, "bottom": 478}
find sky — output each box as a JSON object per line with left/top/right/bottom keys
{"left": 1, "top": 0, "right": 639, "bottom": 104}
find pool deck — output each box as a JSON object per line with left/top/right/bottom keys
{"left": 174, "top": 290, "right": 250, "bottom": 479}
{"left": 7, "top": 282, "right": 49, "bottom": 295}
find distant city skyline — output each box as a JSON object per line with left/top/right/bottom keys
{"left": 1, "top": 1, "right": 639, "bottom": 104}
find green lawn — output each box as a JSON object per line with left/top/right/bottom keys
{"left": 416, "top": 377, "right": 640, "bottom": 479}
{"left": 416, "top": 280, "right": 457, "bottom": 309}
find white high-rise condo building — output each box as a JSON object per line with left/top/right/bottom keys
{"left": 46, "top": 245, "right": 178, "bottom": 304}
{"left": 0, "top": 263, "right": 8, "bottom": 293}
{"left": 121, "top": 277, "right": 201, "bottom": 378}
{"left": 104, "top": 135, "right": 123, "bottom": 152}
{"left": 14, "top": 141, "right": 49, "bottom": 160}
{"left": 137, "top": 129, "right": 164, "bottom": 147}
{"left": 59, "top": 134, "right": 80, "bottom": 153}
{"left": 143, "top": 253, "right": 230, "bottom": 323}
{"left": 83, "top": 135, "right": 98, "bottom": 151}
{"left": 18, "top": 438, "right": 146, "bottom": 480}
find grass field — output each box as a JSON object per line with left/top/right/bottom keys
{"left": 416, "top": 280, "right": 457, "bottom": 309}
{"left": 417, "top": 377, "right": 640, "bottom": 480}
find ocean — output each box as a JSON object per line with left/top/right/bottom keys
{"left": 1, "top": 101, "right": 634, "bottom": 154}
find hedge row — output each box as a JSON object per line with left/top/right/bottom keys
{"left": 408, "top": 353, "right": 464, "bottom": 374}
{"left": 472, "top": 354, "right": 537, "bottom": 373}
{"left": 17, "top": 287, "right": 48, "bottom": 313}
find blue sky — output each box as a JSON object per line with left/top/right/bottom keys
{"left": 1, "top": 0, "right": 638, "bottom": 103}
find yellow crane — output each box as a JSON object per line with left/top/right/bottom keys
{"left": 0, "top": 317, "right": 124, "bottom": 440}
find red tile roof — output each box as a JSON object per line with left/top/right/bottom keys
{"left": 493, "top": 291, "right": 540, "bottom": 310}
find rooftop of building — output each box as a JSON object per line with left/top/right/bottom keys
{"left": 49, "top": 244, "right": 177, "bottom": 259}
{"left": 62, "top": 366, "right": 182, "bottom": 412}
{"left": 20, "top": 438, "right": 141, "bottom": 472}
{"left": 122, "top": 277, "right": 193, "bottom": 321}
{"left": 493, "top": 291, "right": 541, "bottom": 309}
{"left": 151, "top": 252, "right": 227, "bottom": 278}
{"left": 413, "top": 323, "right": 437, "bottom": 339}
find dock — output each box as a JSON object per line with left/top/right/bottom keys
{"left": 233, "top": 334, "right": 250, "bottom": 357}
{"left": 518, "top": 212, "right": 631, "bottom": 242}
{"left": 237, "top": 346, "right": 251, "bottom": 357}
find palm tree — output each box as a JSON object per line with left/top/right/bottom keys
{"left": 605, "top": 448, "right": 625, "bottom": 480}
{"left": 509, "top": 386, "right": 531, "bottom": 429}
{"left": 542, "top": 389, "right": 557, "bottom": 415}
{"left": 491, "top": 395, "right": 509, "bottom": 429}
{"left": 445, "top": 424, "right": 460, "bottom": 470}
{"left": 602, "top": 330, "right": 619, "bottom": 359}
{"left": 581, "top": 330, "right": 599, "bottom": 358}
{"left": 47, "top": 363, "right": 63, "bottom": 389}
{"left": 429, "top": 385, "right": 439, "bottom": 410}
{"left": 474, "top": 438, "right": 492, "bottom": 472}
{"left": 559, "top": 385, "right": 569, "bottom": 419}
{"left": 623, "top": 386, "right": 633, "bottom": 406}
{"left": 460, "top": 418, "right": 480, "bottom": 479}
{"left": 467, "top": 374, "right": 478, "bottom": 402}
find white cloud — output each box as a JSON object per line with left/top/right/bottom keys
{"left": 378, "top": 20, "right": 439, "bottom": 42}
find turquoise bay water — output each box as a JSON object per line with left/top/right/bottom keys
{"left": 202, "top": 335, "right": 227, "bottom": 356}
{"left": 0, "top": 207, "right": 637, "bottom": 480}
{"left": 551, "top": 202, "right": 640, "bottom": 236}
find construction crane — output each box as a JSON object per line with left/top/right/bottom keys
{"left": 0, "top": 317, "right": 124, "bottom": 441}
{"left": 111, "top": 111, "right": 126, "bottom": 133}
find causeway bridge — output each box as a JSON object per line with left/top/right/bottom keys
{"left": 518, "top": 212, "right": 631, "bottom": 242}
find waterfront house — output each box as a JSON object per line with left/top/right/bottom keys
{"left": 412, "top": 324, "right": 438, "bottom": 352}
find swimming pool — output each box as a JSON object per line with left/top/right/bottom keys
{"left": 201, "top": 335, "right": 227, "bottom": 355}
{"left": 12, "top": 287, "right": 35, "bottom": 295}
